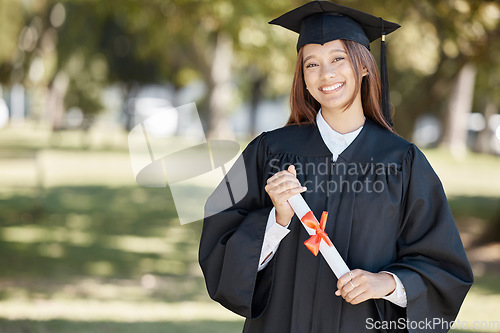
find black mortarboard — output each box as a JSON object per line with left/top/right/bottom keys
{"left": 269, "top": 1, "right": 400, "bottom": 127}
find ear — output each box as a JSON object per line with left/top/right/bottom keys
{"left": 362, "top": 67, "right": 369, "bottom": 77}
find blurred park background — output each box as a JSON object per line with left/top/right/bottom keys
{"left": 0, "top": 0, "right": 499, "bottom": 332}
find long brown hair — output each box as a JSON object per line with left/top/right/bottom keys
{"left": 287, "top": 39, "right": 393, "bottom": 132}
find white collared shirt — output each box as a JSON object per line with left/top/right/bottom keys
{"left": 257, "top": 110, "right": 407, "bottom": 307}
{"left": 316, "top": 109, "right": 363, "bottom": 161}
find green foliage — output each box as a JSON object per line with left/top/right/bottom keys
{"left": 0, "top": 320, "right": 244, "bottom": 333}
{"left": 0, "top": 126, "right": 499, "bottom": 331}
{"left": 1, "top": 1, "right": 499, "bottom": 135}
{"left": 0, "top": 126, "right": 499, "bottom": 332}
{"left": 0, "top": 0, "right": 24, "bottom": 82}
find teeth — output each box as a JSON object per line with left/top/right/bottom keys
{"left": 320, "top": 83, "right": 344, "bottom": 91}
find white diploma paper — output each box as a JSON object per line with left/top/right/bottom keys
{"left": 288, "top": 194, "right": 350, "bottom": 279}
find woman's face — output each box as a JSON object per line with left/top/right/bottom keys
{"left": 302, "top": 39, "right": 363, "bottom": 114}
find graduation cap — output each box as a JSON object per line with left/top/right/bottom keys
{"left": 269, "top": 1, "right": 400, "bottom": 127}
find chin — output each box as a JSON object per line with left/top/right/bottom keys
{"left": 318, "top": 101, "right": 347, "bottom": 113}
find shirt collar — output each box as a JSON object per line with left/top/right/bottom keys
{"left": 316, "top": 109, "right": 363, "bottom": 141}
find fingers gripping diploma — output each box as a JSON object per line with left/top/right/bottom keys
{"left": 335, "top": 269, "right": 396, "bottom": 305}
{"left": 264, "top": 165, "right": 307, "bottom": 227}
{"left": 265, "top": 167, "right": 396, "bottom": 306}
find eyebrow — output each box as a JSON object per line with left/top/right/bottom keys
{"left": 303, "top": 48, "right": 347, "bottom": 64}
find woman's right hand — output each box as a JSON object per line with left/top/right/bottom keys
{"left": 264, "top": 165, "right": 307, "bottom": 226}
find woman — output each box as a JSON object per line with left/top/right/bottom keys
{"left": 199, "top": 2, "right": 473, "bottom": 332}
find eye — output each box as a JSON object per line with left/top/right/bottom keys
{"left": 332, "top": 57, "right": 345, "bottom": 63}
{"left": 305, "top": 62, "right": 318, "bottom": 68}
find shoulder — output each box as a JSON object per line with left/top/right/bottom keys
{"left": 265, "top": 123, "right": 316, "bottom": 144}
{"left": 367, "top": 122, "right": 436, "bottom": 172}
{"left": 345, "top": 119, "right": 414, "bottom": 165}
{"left": 370, "top": 119, "right": 412, "bottom": 151}
{"left": 262, "top": 124, "right": 331, "bottom": 156}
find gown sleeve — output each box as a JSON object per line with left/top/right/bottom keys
{"left": 380, "top": 144, "right": 473, "bottom": 332}
{"left": 198, "top": 133, "right": 275, "bottom": 318}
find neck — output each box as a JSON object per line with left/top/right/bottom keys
{"left": 320, "top": 95, "right": 365, "bottom": 134}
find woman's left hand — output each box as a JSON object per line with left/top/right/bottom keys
{"left": 335, "top": 269, "right": 396, "bottom": 305}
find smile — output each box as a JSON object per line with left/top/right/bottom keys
{"left": 319, "top": 82, "right": 344, "bottom": 92}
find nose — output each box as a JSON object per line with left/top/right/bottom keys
{"left": 321, "top": 62, "right": 336, "bottom": 80}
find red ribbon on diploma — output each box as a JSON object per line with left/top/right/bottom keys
{"left": 301, "top": 211, "right": 333, "bottom": 256}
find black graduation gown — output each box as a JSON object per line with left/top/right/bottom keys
{"left": 198, "top": 119, "right": 473, "bottom": 333}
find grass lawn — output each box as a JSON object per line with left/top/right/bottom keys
{"left": 0, "top": 125, "right": 499, "bottom": 332}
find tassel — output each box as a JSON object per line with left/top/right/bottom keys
{"left": 380, "top": 19, "right": 393, "bottom": 128}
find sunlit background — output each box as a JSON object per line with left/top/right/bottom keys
{"left": 0, "top": 0, "right": 499, "bottom": 332}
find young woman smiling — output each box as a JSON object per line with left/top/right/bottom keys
{"left": 199, "top": 2, "right": 473, "bottom": 332}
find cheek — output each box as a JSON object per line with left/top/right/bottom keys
{"left": 303, "top": 71, "right": 315, "bottom": 88}
{"left": 303, "top": 74, "right": 316, "bottom": 96}
{"left": 303, "top": 72, "right": 310, "bottom": 86}
{"left": 340, "top": 64, "right": 356, "bottom": 80}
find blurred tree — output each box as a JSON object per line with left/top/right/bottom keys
{"left": 43, "top": 0, "right": 297, "bottom": 135}
{"left": 0, "top": 0, "right": 25, "bottom": 83}
{"left": 383, "top": 0, "right": 500, "bottom": 146}
{"left": 1, "top": 0, "right": 499, "bottom": 145}
{"left": 56, "top": 1, "right": 164, "bottom": 130}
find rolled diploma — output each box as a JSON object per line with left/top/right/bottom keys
{"left": 288, "top": 193, "right": 350, "bottom": 279}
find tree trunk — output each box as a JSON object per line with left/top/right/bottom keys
{"left": 122, "top": 82, "right": 140, "bottom": 132}
{"left": 206, "top": 32, "right": 234, "bottom": 139}
{"left": 441, "top": 63, "right": 477, "bottom": 158}
{"left": 249, "top": 70, "right": 265, "bottom": 138}
{"left": 474, "top": 99, "right": 497, "bottom": 154}
{"left": 393, "top": 56, "right": 466, "bottom": 141}
{"left": 47, "top": 72, "right": 69, "bottom": 131}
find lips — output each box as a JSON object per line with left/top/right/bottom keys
{"left": 319, "top": 82, "right": 345, "bottom": 92}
